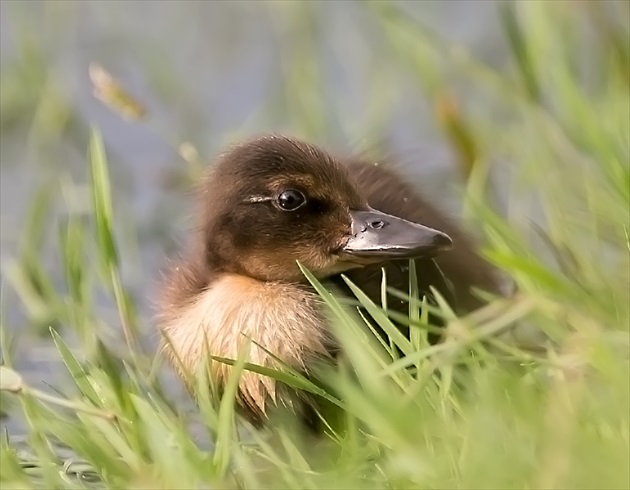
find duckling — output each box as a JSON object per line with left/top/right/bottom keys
{"left": 155, "top": 134, "right": 503, "bottom": 428}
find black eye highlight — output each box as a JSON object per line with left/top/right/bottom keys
{"left": 277, "top": 189, "right": 307, "bottom": 211}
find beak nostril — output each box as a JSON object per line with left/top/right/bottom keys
{"left": 369, "top": 220, "right": 386, "bottom": 230}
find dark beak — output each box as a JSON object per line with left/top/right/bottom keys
{"left": 341, "top": 208, "right": 453, "bottom": 262}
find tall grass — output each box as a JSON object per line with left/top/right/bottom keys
{"left": 1, "top": 2, "right": 629, "bottom": 489}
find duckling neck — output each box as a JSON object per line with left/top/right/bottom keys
{"left": 159, "top": 272, "right": 333, "bottom": 415}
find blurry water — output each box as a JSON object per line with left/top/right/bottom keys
{"left": 0, "top": 0, "right": 510, "bottom": 436}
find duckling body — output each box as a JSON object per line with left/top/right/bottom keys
{"left": 156, "top": 134, "right": 502, "bottom": 428}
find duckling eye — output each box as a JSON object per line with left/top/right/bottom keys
{"left": 277, "top": 189, "right": 306, "bottom": 211}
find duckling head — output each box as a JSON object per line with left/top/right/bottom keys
{"left": 195, "top": 134, "right": 453, "bottom": 283}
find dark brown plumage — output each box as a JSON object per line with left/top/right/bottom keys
{"left": 155, "top": 134, "right": 503, "bottom": 430}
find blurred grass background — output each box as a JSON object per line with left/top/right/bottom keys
{"left": 1, "top": 0, "right": 629, "bottom": 488}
